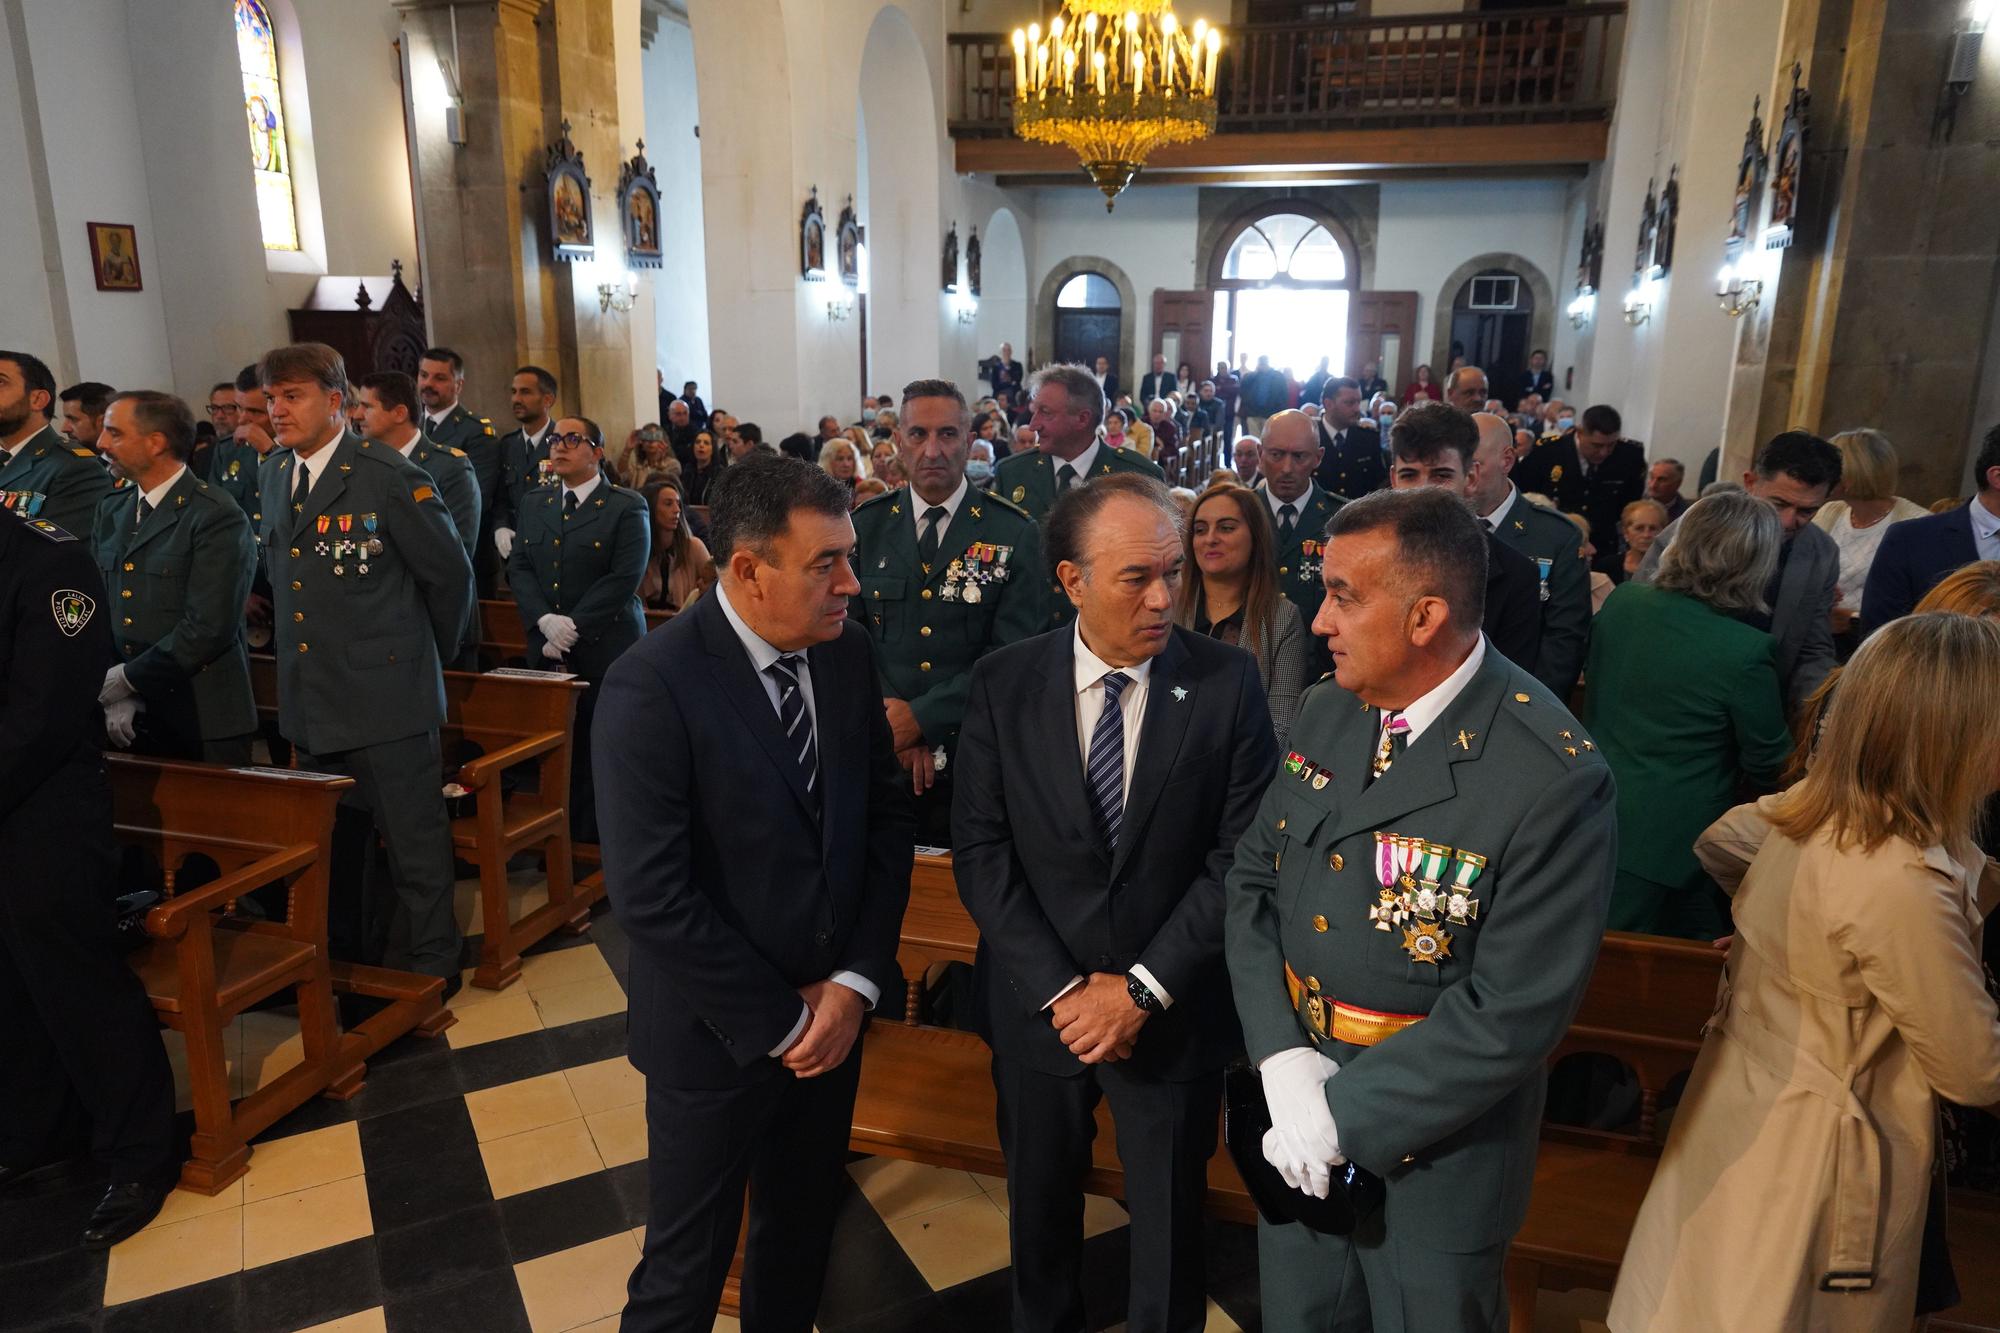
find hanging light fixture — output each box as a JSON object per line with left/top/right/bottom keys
{"left": 1012, "top": 2, "right": 1223, "bottom": 212}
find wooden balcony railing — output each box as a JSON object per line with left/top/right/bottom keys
{"left": 948, "top": 3, "right": 1625, "bottom": 138}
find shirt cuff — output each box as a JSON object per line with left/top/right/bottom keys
{"left": 828, "top": 970, "right": 880, "bottom": 1011}
{"left": 1128, "top": 964, "right": 1173, "bottom": 1010}
{"left": 768, "top": 1002, "right": 811, "bottom": 1057}
{"left": 1042, "top": 975, "right": 1085, "bottom": 1010}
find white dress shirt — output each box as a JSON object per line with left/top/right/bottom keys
{"left": 288, "top": 422, "right": 346, "bottom": 497}
{"left": 562, "top": 472, "right": 603, "bottom": 510}
{"left": 1053, "top": 440, "right": 1102, "bottom": 487}
{"left": 715, "top": 585, "right": 879, "bottom": 1054}
{"left": 1263, "top": 483, "right": 1312, "bottom": 527}
{"left": 1482, "top": 483, "right": 1520, "bottom": 532}
{"left": 138, "top": 464, "right": 189, "bottom": 512}
{"left": 910, "top": 476, "right": 969, "bottom": 549}
{"left": 424, "top": 401, "right": 460, "bottom": 435}
{"left": 1972, "top": 495, "right": 2000, "bottom": 563}
{"left": 1380, "top": 634, "right": 1487, "bottom": 749}
{"left": 1056, "top": 622, "right": 1172, "bottom": 1009}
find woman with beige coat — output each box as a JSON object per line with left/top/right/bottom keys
{"left": 1609, "top": 612, "right": 2000, "bottom": 1332}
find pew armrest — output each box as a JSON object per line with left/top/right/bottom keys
{"left": 141, "top": 843, "right": 320, "bottom": 940}
{"left": 456, "top": 729, "right": 565, "bottom": 790}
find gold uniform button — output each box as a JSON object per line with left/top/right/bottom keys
{"left": 872, "top": 590, "right": 880, "bottom": 599}
{"left": 122, "top": 616, "right": 133, "bottom": 626}
{"left": 1306, "top": 976, "right": 1320, "bottom": 991}
{"left": 292, "top": 612, "right": 304, "bottom": 622}
{"left": 1278, "top": 566, "right": 1289, "bottom": 576}
{"left": 120, "top": 589, "right": 132, "bottom": 599}
{"left": 1312, "top": 914, "right": 1329, "bottom": 933}
{"left": 1330, "top": 853, "right": 1344, "bottom": 871}
{"left": 921, "top": 589, "right": 933, "bottom": 600}
{"left": 290, "top": 547, "right": 301, "bottom": 558}
{"left": 290, "top": 581, "right": 302, "bottom": 591}
{"left": 298, "top": 643, "right": 309, "bottom": 653}
{"left": 553, "top": 538, "right": 561, "bottom": 546}
{"left": 122, "top": 562, "right": 134, "bottom": 572}
{"left": 1515, "top": 692, "right": 1531, "bottom": 703}
{"left": 919, "top": 661, "right": 932, "bottom": 672}
{"left": 1277, "top": 817, "right": 1287, "bottom": 831}
{"left": 919, "top": 625, "right": 931, "bottom": 637}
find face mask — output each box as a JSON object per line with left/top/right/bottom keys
{"left": 1378, "top": 413, "right": 1395, "bottom": 432}
{"left": 1557, "top": 416, "right": 1575, "bottom": 433}
{"left": 966, "top": 459, "right": 995, "bottom": 485}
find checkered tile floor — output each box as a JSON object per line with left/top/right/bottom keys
{"left": 0, "top": 874, "right": 1614, "bottom": 1333}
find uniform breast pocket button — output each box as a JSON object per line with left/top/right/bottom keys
{"left": 814, "top": 930, "right": 832, "bottom": 946}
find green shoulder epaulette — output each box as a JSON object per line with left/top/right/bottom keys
{"left": 978, "top": 489, "right": 1031, "bottom": 521}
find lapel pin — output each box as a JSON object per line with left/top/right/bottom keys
{"left": 1171, "top": 685, "right": 1188, "bottom": 702}
{"left": 1455, "top": 730, "right": 1476, "bottom": 750}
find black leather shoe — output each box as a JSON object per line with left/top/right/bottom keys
{"left": 0, "top": 1156, "right": 81, "bottom": 1193}
{"left": 81, "top": 1177, "right": 173, "bottom": 1250}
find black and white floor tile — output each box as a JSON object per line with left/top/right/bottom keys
{"left": 0, "top": 872, "right": 1612, "bottom": 1333}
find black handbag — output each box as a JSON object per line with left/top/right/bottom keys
{"left": 1222, "top": 1063, "right": 1383, "bottom": 1235}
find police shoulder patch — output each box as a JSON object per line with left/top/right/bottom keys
{"left": 12, "top": 513, "right": 74, "bottom": 541}
{"left": 51, "top": 588, "right": 95, "bottom": 634}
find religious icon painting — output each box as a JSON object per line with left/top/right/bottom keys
{"left": 545, "top": 120, "right": 594, "bottom": 263}
{"left": 87, "top": 222, "right": 142, "bottom": 292}
{"left": 801, "top": 187, "right": 827, "bottom": 280}
{"left": 1634, "top": 179, "right": 1657, "bottom": 281}
{"left": 966, "top": 224, "right": 982, "bottom": 297}
{"left": 942, "top": 221, "right": 960, "bottom": 293}
{"left": 1766, "top": 63, "right": 1810, "bottom": 251}
{"left": 1652, "top": 167, "right": 1679, "bottom": 275}
{"left": 837, "top": 197, "right": 862, "bottom": 289}
{"left": 1726, "top": 95, "right": 1767, "bottom": 258}
{"left": 619, "top": 143, "right": 663, "bottom": 269}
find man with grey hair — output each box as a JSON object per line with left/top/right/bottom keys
{"left": 955, "top": 472, "right": 1276, "bottom": 1333}
{"left": 1647, "top": 457, "right": 1689, "bottom": 520}
{"left": 994, "top": 363, "right": 1164, "bottom": 626}
{"left": 1444, "top": 364, "right": 1489, "bottom": 415}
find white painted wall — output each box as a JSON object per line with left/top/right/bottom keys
{"left": 640, "top": 14, "right": 712, "bottom": 396}
{"left": 1028, "top": 183, "right": 1202, "bottom": 377}
{"left": 859, "top": 5, "right": 944, "bottom": 410}
{"left": 969, "top": 205, "right": 1028, "bottom": 391}
{"left": 0, "top": 1, "right": 63, "bottom": 363}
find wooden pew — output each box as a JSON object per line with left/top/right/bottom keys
{"left": 477, "top": 597, "right": 673, "bottom": 670}
{"left": 246, "top": 657, "right": 607, "bottom": 991}
{"left": 109, "top": 755, "right": 451, "bottom": 1193}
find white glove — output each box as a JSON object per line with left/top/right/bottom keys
{"left": 99, "top": 665, "right": 135, "bottom": 706}
{"left": 495, "top": 527, "right": 516, "bottom": 560}
{"left": 104, "top": 696, "right": 143, "bottom": 748}
{"left": 1259, "top": 1046, "right": 1344, "bottom": 1197}
{"left": 538, "top": 613, "right": 580, "bottom": 653}
{"left": 542, "top": 639, "right": 566, "bottom": 662}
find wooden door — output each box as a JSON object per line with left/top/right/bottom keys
{"left": 1348, "top": 291, "right": 1418, "bottom": 388}
{"left": 1150, "top": 290, "right": 1212, "bottom": 384}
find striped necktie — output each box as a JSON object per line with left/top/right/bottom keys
{"left": 766, "top": 655, "right": 818, "bottom": 805}
{"left": 1087, "top": 671, "right": 1131, "bottom": 848}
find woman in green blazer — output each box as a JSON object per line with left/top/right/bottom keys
{"left": 1583, "top": 492, "right": 1794, "bottom": 937}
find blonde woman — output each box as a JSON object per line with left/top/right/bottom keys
{"left": 1609, "top": 612, "right": 2000, "bottom": 1332}
{"left": 818, "top": 437, "right": 861, "bottom": 494}
{"left": 1814, "top": 428, "right": 1927, "bottom": 644}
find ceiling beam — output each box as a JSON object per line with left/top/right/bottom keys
{"left": 993, "top": 163, "right": 1590, "bottom": 189}
{"left": 953, "top": 122, "right": 1610, "bottom": 176}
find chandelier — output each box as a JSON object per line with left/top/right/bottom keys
{"left": 1012, "top": 1, "right": 1222, "bottom": 211}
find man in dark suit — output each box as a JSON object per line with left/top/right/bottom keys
{"left": 955, "top": 473, "right": 1277, "bottom": 1333}
{"left": 1511, "top": 403, "right": 1647, "bottom": 569}
{"left": 1312, "top": 377, "right": 1385, "bottom": 499}
{"left": 1138, "top": 353, "right": 1177, "bottom": 405}
{"left": 1387, "top": 403, "right": 1542, "bottom": 675}
{"left": 1467, "top": 413, "right": 1592, "bottom": 702}
{"left": 1515, "top": 349, "right": 1554, "bottom": 407}
{"left": 1861, "top": 425, "right": 2000, "bottom": 632}
{"left": 595, "top": 455, "right": 914, "bottom": 1332}
{"left": 980, "top": 342, "right": 1026, "bottom": 401}
{"left": 1093, "top": 354, "right": 1121, "bottom": 404}
{"left": 1646, "top": 457, "right": 1690, "bottom": 521}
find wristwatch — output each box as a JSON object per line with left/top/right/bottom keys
{"left": 1125, "top": 972, "right": 1162, "bottom": 1013}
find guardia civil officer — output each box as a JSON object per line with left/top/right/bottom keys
{"left": 492, "top": 364, "right": 559, "bottom": 564}
{"left": 850, "top": 378, "right": 1044, "bottom": 845}
{"left": 416, "top": 347, "right": 501, "bottom": 591}
{"left": 992, "top": 363, "right": 1163, "bottom": 628}
{"left": 0, "top": 349, "right": 113, "bottom": 535}
{"left": 1257, "top": 411, "right": 1346, "bottom": 630}
{"left": 1467, "top": 412, "right": 1591, "bottom": 702}
{"left": 92, "top": 391, "right": 258, "bottom": 763}
{"left": 1225, "top": 487, "right": 1615, "bottom": 1329}
{"left": 0, "top": 501, "right": 176, "bottom": 1249}
{"left": 257, "top": 343, "right": 475, "bottom": 985}
{"left": 506, "top": 416, "right": 649, "bottom": 846}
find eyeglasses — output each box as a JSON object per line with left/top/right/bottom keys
{"left": 549, "top": 432, "right": 596, "bottom": 449}
{"left": 206, "top": 404, "right": 236, "bottom": 416}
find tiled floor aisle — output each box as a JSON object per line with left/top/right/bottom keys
{"left": 0, "top": 878, "right": 1612, "bottom": 1333}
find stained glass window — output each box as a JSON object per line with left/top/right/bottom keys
{"left": 236, "top": 0, "right": 298, "bottom": 251}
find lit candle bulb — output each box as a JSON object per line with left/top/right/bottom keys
{"left": 1093, "top": 48, "right": 1106, "bottom": 97}
{"left": 1161, "top": 11, "right": 1176, "bottom": 88}
{"left": 1134, "top": 47, "right": 1146, "bottom": 99}
{"left": 1205, "top": 29, "right": 1220, "bottom": 93}
{"left": 1011, "top": 29, "right": 1027, "bottom": 95}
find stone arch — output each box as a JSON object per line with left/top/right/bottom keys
{"left": 1033, "top": 254, "right": 1137, "bottom": 379}
{"left": 972, "top": 206, "right": 1027, "bottom": 362}
{"left": 1430, "top": 251, "right": 1557, "bottom": 378}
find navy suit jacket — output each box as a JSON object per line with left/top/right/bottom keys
{"left": 593, "top": 591, "right": 915, "bottom": 1089}
{"left": 952, "top": 626, "right": 1277, "bottom": 1081}
{"left": 1859, "top": 502, "right": 1981, "bottom": 635}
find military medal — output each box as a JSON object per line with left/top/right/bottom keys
{"left": 963, "top": 583, "right": 981, "bottom": 604}
{"left": 1550, "top": 464, "right": 1564, "bottom": 484}
{"left": 227, "top": 459, "right": 241, "bottom": 477}
{"left": 1535, "top": 556, "right": 1552, "bottom": 603}
{"left": 1445, "top": 850, "right": 1485, "bottom": 924}
{"left": 1411, "top": 842, "right": 1451, "bottom": 920}
{"left": 363, "top": 513, "right": 382, "bottom": 555}
{"left": 1370, "top": 833, "right": 1409, "bottom": 930}
{"left": 1285, "top": 752, "right": 1305, "bottom": 776}
{"left": 1312, "top": 770, "right": 1330, "bottom": 790}
{"left": 1401, "top": 921, "right": 1452, "bottom": 965}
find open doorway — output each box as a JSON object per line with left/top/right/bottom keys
{"left": 1448, "top": 268, "right": 1533, "bottom": 392}
{"left": 1053, "top": 272, "right": 1121, "bottom": 370}
{"left": 1207, "top": 209, "right": 1356, "bottom": 382}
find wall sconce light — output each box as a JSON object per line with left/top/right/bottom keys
{"left": 1566, "top": 287, "right": 1596, "bottom": 330}
{"left": 1715, "top": 259, "right": 1763, "bottom": 318}
{"left": 597, "top": 271, "right": 638, "bottom": 313}
{"left": 1622, "top": 270, "right": 1660, "bottom": 326}
{"left": 826, "top": 297, "right": 853, "bottom": 322}
{"left": 1949, "top": 0, "right": 1991, "bottom": 94}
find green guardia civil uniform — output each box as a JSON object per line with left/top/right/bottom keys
{"left": 92, "top": 467, "right": 258, "bottom": 760}
{"left": 1269, "top": 480, "right": 1346, "bottom": 626}
{"left": 208, "top": 437, "right": 268, "bottom": 527}
{"left": 0, "top": 424, "right": 114, "bottom": 537}
{"left": 1487, "top": 486, "right": 1591, "bottom": 703}
{"left": 424, "top": 402, "right": 500, "bottom": 511}
{"left": 257, "top": 430, "right": 476, "bottom": 979}
{"left": 848, "top": 481, "right": 1044, "bottom": 841}
{"left": 992, "top": 443, "right": 1163, "bottom": 628}
{"left": 402, "top": 434, "right": 481, "bottom": 565}
{"left": 1224, "top": 643, "right": 1617, "bottom": 1331}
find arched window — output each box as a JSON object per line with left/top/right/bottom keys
{"left": 1052, "top": 270, "right": 1121, "bottom": 369}
{"left": 235, "top": 0, "right": 299, "bottom": 252}
{"left": 1208, "top": 207, "right": 1356, "bottom": 383}
{"left": 1056, "top": 273, "right": 1119, "bottom": 309}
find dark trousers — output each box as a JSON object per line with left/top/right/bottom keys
{"left": 623, "top": 1051, "right": 863, "bottom": 1333}
{"left": 295, "top": 731, "right": 461, "bottom": 979}
{"left": 0, "top": 777, "right": 174, "bottom": 1179}
{"left": 993, "top": 1053, "right": 1219, "bottom": 1333}
{"left": 912, "top": 777, "right": 953, "bottom": 849}
{"left": 571, "top": 671, "right": 603, "bottom": 847}
{"left": 1256, "top": 1208, "right": 1508, "bottom": 1332}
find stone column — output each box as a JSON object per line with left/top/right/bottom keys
{"left": 1722, "top": 0, "right": 2000, "bottom": 499}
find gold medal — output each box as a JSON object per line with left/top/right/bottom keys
{"left": 1368, "top": 889, "right": 1404, "bottom": 932}
{"left": 1011, "top": 485, "right": 1026, "bottom": 503}
{"left": 1401, "top": 921, "right": 1452, "bottom": 965}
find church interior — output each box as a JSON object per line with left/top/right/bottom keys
{"left": 4, "top": 0, "right": 2000, "bottom": 1331}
